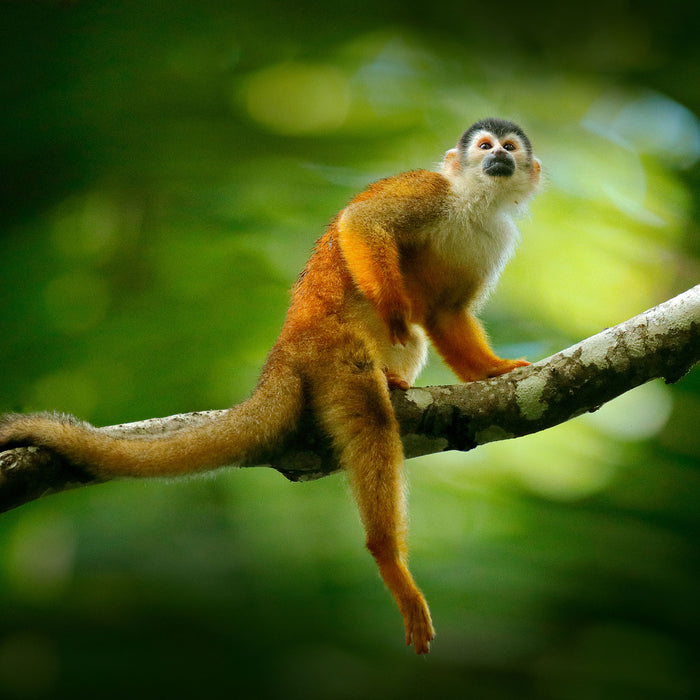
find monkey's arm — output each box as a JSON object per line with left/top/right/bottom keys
{"left": 426, "top": 308, "right": 529, "bottom": 383}
{"left": 337, "top": 215, "right": 412, "bottom": 345}
{"left": 336, "top": 170, "right": 449, "bottom": 345}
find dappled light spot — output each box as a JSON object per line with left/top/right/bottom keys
{"left": 242, "top": 62, "right": 350, "bottom": 134}
{"left": 584, "top": 380, "right": 673, "bottom": 441}
{"left": 43, "top": 272, "right": 111, "bottom": 335}
{"left": 6, "top": 510, "right": 77, "bottom": 602}
{"left": 584, "top": 91, "right": 700, "bottom": 169}
{"left": 493, "top": 422, "right": 620, "bottom": 501}
{"left": 49, "top": 191, "right": 127, "bottom": 263}
{"left": 29, "top": 369, "right": 99, "bottom": 419}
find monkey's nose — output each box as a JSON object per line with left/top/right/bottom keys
{"left": 482, "top": 150, "right": 515, "bottom": 176}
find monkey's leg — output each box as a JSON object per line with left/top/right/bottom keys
{"left": 313, "top": 357, "right": 434, "bottom": 653}
{"left": 426, "top": 309, "right": 529, "bottom": 382}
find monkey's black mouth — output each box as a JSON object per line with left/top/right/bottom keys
{"left": 483, "top": 162, "right": 514, "bottom": 177}
{"left": 482, "top": 153, "right": 515, "bottom": 177}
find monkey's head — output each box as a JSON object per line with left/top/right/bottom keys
{"left": 441, "top": 118, "right": 541, "bottom": 205}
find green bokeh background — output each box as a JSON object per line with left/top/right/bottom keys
{"left": 1, "top": 1, "right": 699, "bottom": 698}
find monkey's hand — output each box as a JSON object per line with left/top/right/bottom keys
{"left": 485, "top": 358, "right": 530, "bottom": 377}
{"left": 385, "top": 308, "right": 412, "bottom": 346}
{"left": 376, "top": 287, "right": 413, "bottom": 347}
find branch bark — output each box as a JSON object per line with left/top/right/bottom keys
{"left": 1, "top": 285, "right": 698, "bottom": 513}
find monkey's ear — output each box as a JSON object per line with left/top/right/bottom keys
{"left": 442, "top": 148, "right": 461, "bottom": 176}
{"left": 531, "top": 157, "right": 541, "bottom": 186}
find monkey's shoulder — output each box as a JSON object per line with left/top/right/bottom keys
{"left": 349, "top": 169, "right": 450, "bottom": 206}
{"left": 341, "top": 170, "right": 451, "bottom": 236}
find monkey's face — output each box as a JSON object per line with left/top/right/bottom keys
{"left": 468, "top": 130, "right": 527, "bottom": 179}
{"left": 441, "top": 119, "right": 541, "bottom": 204}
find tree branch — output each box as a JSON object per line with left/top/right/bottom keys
{"left": 2, "top": 285, "right": 698, "bottom": 513}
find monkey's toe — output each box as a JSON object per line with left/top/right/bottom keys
{"left": 385, "top": 370, "right": 410, "bottom": 391}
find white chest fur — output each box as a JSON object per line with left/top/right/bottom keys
{"left": 430, "top": 184, "right": 521, "bottom": 299}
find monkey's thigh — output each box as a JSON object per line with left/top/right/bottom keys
{"left": 310, "top": 345, "right": 404, "bottom": 479}
{"left": 308, "top": 347, "right": 435, "bottom": 653}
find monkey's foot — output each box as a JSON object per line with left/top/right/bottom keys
{"left": 402, "top": 597, "right": 435, "bottom": 654}
{"left": 384, "top": 369, "right": 410, "bottom": 391}
{"left": 485, "top": 358, "right": 530, "bottom": 378}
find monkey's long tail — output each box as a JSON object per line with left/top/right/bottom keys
{"left": 0, "top": 364, "right": 304, "bottom": 479}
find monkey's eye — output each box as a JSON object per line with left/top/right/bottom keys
{"left": 478, "top": 140, "right": 493, "bottom": 150}
{"left": 503, "top": 142, "right": 517, "bottom": 151}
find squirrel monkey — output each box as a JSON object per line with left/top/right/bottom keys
{"left": 0, "top": 118, "right": 541, "bottom": 654}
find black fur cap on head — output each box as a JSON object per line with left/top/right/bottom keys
{"left": 458, "top": 118, "right": 533, "bottom": 160}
